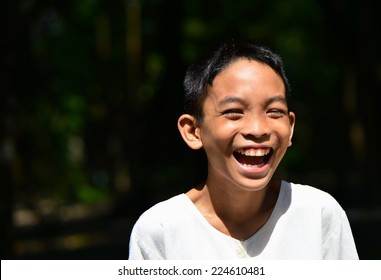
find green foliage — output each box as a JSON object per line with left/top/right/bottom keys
{"left": 6, "top": 0, "right": 381, "bottom": 210}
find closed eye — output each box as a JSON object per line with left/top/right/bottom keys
{"left": 267, "top": 109, "right": 287, "bottom": 118}
{"left": 222, "top": 109, "right": 244, "bottom": 120}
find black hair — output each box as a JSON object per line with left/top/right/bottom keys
{"left": 183, "top": 39, "right": 291, "bottom": 122}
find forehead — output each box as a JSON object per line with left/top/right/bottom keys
{"left": 209, "top": 59, "right": 286, "bottom": 99}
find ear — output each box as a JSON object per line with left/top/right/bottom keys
{"left": 288, "top": 111, "right": 296, "bottom": 147}
{"left": 177, "top": 114, "right": 203, "bottom": 150}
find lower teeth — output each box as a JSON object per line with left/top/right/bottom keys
{"left": 242, "top": 163, "right": 265, "bottom": 167}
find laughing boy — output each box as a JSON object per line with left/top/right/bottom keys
{"left": 128, "top": 39, "right": 358, "bottom": 259}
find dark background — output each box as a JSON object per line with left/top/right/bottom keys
{"left": 1, "top": 0, "right": 380, "bottom": 260}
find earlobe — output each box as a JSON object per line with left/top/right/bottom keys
{"left": 177, "top": 114, "right": 203, "bottom": 150}
{"left": 288, "top": 112, "right": 296, "bottom": 147}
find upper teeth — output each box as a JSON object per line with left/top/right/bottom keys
{"left": 237, "top": 148, "right": 270, "bottom": 156}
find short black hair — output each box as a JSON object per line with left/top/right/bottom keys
{"left": 183, "top": 39, "right": 291, "bottom": 122}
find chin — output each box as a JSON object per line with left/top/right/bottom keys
{"left": 234, "top": 176, "right": 273, "bottom": 192}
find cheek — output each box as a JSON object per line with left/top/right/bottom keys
{"left": 272, "top": 123, "right": 293, "bottom": 146}
{"left": 200, "top": 125, "right": 237, "bottom": 153}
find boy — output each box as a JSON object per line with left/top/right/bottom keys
{"left": 128, "top": 39, "right": 359, "bottom": 259}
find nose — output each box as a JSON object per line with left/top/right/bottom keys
{"left": 240, "top": 115, "right": 270, "bottom": 140}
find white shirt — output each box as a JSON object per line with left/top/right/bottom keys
{"left": 128, "top": 181, "right": 359, "bottom": 259}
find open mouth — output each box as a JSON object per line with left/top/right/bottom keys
{"left": 233, "top": 147, "right": 273, "bottom": 168}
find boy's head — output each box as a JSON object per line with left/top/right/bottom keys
{"left": 183, "top": 39, "right": 290, "bottom": 123}
{"left": 178, "top": 39, "right": 295, "bottom": 191}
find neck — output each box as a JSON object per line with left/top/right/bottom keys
{"left": 187, "top": 178, "right": 281, "bottom": 240}
{"left": 208, "top": 178, "right": 279, "bottom": 220}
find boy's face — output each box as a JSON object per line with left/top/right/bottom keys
{"left": 198, "top": 58, "right": 295, "bottom": 192}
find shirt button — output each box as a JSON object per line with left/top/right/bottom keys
{"left": 236, "top": 246, "right": 248, "bottom": 258}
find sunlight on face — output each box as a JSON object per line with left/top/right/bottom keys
{"left": 199, "top": 59, "right": 295, "bottom": 192}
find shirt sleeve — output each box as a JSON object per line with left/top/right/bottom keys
{"left": 128, "top": 214, "right": 166, "bottom": 260}
{"left": 322, "top": 201, "right": 359, "bottom": 260}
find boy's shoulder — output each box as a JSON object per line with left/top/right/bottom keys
{"left": 288, "top": 181, "right": 336, "bottom": 200}
{"left": 134, "top": 193, "right": 188, "bottom": 227}
{"left": 286, "top": 181, "right": 345, "bottom": 213}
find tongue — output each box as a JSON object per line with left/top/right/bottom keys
{"left": 234, "top": 153, "right": 266, "bottom": 166}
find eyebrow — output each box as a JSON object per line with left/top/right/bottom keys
{"left": 266, "top": 96, "right": 288, "bottom": 106}
{"left": 218, "top": 96, "right": 246, "bottom": 106}
{"left": 218, "top": 95, "right": 287, "bottom": 107}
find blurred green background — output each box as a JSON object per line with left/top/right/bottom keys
{"left": 1, "top": 0, "right": 380, "bottom": 259}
